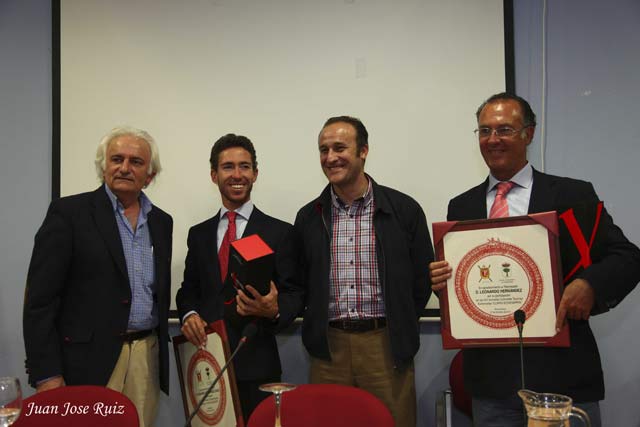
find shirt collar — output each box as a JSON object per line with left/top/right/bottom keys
{"left": 220, "top": 200, "right": 254, "bottom": 221}
{"left": 330, "top": 176, "right": 374, "bottom": 209}
{"left": 104, "top": 183, "right": 152, "bottom": 216}
{"left": 487, "top": 162, "right": 533, "bottom": 193}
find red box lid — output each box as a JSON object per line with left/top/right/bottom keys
{"left": 231, "top": 234, "right": 273, "bottom": 261}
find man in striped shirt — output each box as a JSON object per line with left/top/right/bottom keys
{"left": 278, "top": 116, "right": 434, "bottom": 427}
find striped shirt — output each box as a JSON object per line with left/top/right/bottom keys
{"left": 104, "top": 184, "right": 157, "bottom": 331}
{"left": 328, "top": 179, "right": 385, "bottom": 320}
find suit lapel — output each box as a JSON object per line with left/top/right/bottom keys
{"left": 528, "top": 169, "right": 556, "bottom": 214}
{"left": 242, "top": 207, "right": 264, "bottom": 237}
{"left": 468, "top": 178, "right": 489, "bottom": 219}
{"left": 467, "top": 179, "right": 490, "bottom": 220}
{"left": 147, "top": 207, "right": 168, "bottom": 302}
{"left": 205, "top": 212, "right": 224, "bottom": 293}
{"left": 92, "top": 187, "right": 128, "bottom": 279}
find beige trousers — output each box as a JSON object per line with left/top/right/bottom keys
{"left": 310, "top": 326, "right": 416, "bottom": 427}
{"left": 106, "top": 334, "right": 160, "bottom": 427}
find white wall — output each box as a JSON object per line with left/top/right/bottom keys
{"left": 58, "top": 0, "right": 506, "bottom": 310}
{"left": 0, "top": 0, "right": 51, "bottom": 394}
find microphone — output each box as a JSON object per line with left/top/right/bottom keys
{"left": 184, "top": 322, "right": 257, "bottom": 427}
{"left": 514, "top": 310, "right": 526, "bottom": 389}
{"left": 514, "top": 309, "right": 526, "bottom": 422}
{"left": 514, "top": 309, "right": 525, "bottom": 335}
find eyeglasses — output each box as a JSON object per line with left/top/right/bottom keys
{"left": 474, "top": 126, "right": 530, "bottom": 139}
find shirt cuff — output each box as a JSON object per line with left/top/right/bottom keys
{"left": 182, "top": 310, "right": 198, "bottom": 324}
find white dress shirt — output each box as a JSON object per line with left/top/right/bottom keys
{"left": 486, "top": 163, "right": 533, "bottom": 218}
{"left": 217, "top": 201, "right": 254, "bottom": 250}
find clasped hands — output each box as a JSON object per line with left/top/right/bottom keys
{"left": 181, "top": 281, "right": 279, "bottom": 348}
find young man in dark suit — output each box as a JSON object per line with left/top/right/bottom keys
{"left": 23, "top": 126, "right": 173, "bottom": 427}
{"left": 429, "top": 93, "right": 640, "bottom": 427}
{"left": 176, "top": 133, "right": 296, "bottom": 421}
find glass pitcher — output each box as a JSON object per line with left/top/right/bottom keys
{"left": 518, "top": 389, "right": 590, "bottom": 427}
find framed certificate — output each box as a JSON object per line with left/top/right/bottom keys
{"left": 173, "top": 320, "right": 245, "bottom": 427}
{"left": 433, "top": 212, "right": 570, "bottom": 349}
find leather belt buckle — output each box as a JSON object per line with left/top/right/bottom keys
{"left": 120, "top": 329, "right": 152, "bottom": 343}
{"left": 329, "top": 318, "right": 386, "bottom": 332}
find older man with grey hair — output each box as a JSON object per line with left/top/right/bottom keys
{"left": 23, "top": 126, "right": 173, "bottom": 427}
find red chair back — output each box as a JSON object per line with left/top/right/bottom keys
{"left": 248, "top": 383, "right": 394, "bottom": 427}
{"left": 13, "top": 385, "right": 139, "bottom": 427}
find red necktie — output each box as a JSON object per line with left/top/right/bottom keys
{"left": 489, "top": 181, "right": 515, "bottom": 218}
{"left": 218, "top": 211, "right": 237, "bottom": 281}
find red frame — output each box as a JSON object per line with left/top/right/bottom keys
{"left": 173, "top": 320, "right": 245, "bottom": 427}
{"left": 433, "top": 212, "right": 570, "bottom": 349}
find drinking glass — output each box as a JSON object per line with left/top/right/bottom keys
{"left": 0, "top": 377, "right": 22, "bottom": 427}
{"left": 258, "top": 382, "right": 296, "bottom": 427}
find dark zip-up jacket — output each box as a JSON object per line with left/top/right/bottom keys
{"left": 278, "top": 177, "right": 434, "bottom": 368}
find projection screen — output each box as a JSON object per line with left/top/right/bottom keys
{"left": 56, "top": 0, "right": 513, "bottom": 315}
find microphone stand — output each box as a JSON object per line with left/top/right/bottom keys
{"left": 514, "top": 310, "right": 526, "bottom": 423}
{"left": 517, "top": 322, "right": 525, "bottom": 391}
{"left": 184, "top": 326, "right": 255, "bottom": 427}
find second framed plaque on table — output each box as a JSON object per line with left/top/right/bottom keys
{"left": 433, "top": 211, "right": 570, "bottom": 349}
{"left": 174, "top": 320, "right": 244, "bottom": 427}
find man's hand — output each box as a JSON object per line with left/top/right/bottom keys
{"left": 236, "top": 281, "right": 279, "bottom": 319}
{"left": 555, "top": 278, "right": 596, "bottom": 332}
{"left": 36, "top": 376, "right": 65, "bottom": 393}
{"left": 181, "top": 313, "right": 208, "bottom": 347}
{"left": 430, "top": 260, "right": 452, "bottom": 293}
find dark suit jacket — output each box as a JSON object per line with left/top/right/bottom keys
{"left": 175, "top": 207, "right": 296, "bottom": 382}
{"left": 449, "top": 169, "right": 640, "bottom": 402}
{"left": 23, "top": 186, "right": 173, "bottom": 393}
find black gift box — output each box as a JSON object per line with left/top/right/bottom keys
{"left": 229, "top": 234, "right": 274, "bottom": 296}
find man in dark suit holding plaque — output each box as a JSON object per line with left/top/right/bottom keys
{"left": 430, "top": 93, "right": 640, "bottom": 427}
{"left": 176, "top": 134, "right": 296, "bottom": 420}
{"left": 23, "top": 126, "right": 173, "bottom": 427}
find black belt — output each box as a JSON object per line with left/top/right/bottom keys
{"left": 120, "top": 329, "right": 153, "bottom": 343}
{"left": 328, "top": 318, "right": 386, "bottom": 332}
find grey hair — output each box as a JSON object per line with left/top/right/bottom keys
{"left": 94, "top": 126, "right": 162, "bottom": 183}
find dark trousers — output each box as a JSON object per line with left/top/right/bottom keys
{"left": 238, "top": 376, "right": 281, "bottom": 422}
